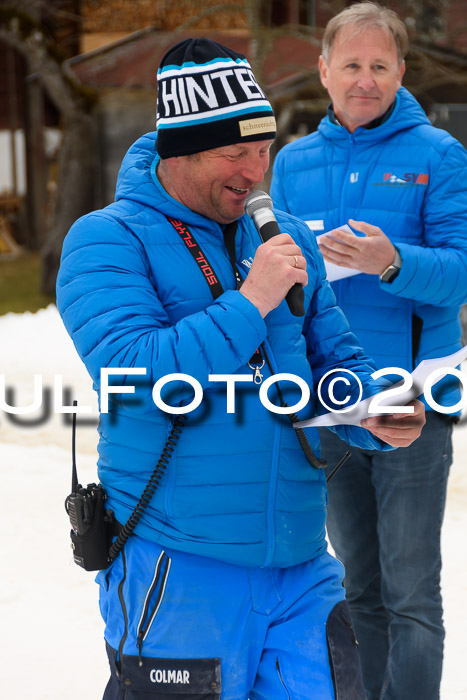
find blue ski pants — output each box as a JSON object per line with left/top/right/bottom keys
{"left": 97, "top": 535, "right": 365, "bottom": 699}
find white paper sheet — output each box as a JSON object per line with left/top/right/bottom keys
{"left": 295, "top": 345, "right": 467, "bottom": 428}
{"left": 316, "top": 224, "right": 362, "bottom": 282}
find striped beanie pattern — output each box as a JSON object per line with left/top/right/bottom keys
{"left": 156, "top": 38, "right": 276, "bottom": 158}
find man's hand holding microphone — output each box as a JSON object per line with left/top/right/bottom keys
{"left": 241, "top": 191, "right": 307, "bottom": 318}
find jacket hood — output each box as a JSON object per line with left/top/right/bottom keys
{"left": 318, "top": 87, "right": 431, "bottom": 142}
{"left": 114, "top": 131, "right": 218, "bottom": 229}
{"left": 115, "top": 131, "right": 160, "bottom": 205}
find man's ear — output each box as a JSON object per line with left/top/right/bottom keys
{"left": 318, "top": 55, "right": 328, "bottom": 89}
{"left": 397, "top": 59, "right": 406, "bottom": 87}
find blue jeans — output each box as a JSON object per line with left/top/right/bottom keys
{"left": 320, "top": 411, "right": 453, "bottom": 700}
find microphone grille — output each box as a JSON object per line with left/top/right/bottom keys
{"left": 245, "top": 190, "right": 273, "bottom": 218}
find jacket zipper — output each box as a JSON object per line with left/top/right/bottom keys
{"left": 276, "top": 658, "right": 291, "bottom": 699}
{"left": 163, "top": 418, "right": 176, "bottom": 518}
{"left": 136, "top": 551, "right": 171, "bottom": 665}
{"left": 233, "top": 244, "right": 282, "bottom": 567}
{"left": 340, "top": 132, "right": 355, "bottom": 224}
{"left": 263, "top": 339, "right": 282, "bottom": 567}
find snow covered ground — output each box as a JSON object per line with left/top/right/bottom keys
{"left": 0, "top": 305, "right": 466, "bottom": 699}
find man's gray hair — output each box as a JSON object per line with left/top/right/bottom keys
{"left": 322, "top": 1, "right": 409, "bottom": 65}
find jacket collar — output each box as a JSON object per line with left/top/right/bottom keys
{"left": 326, "top": 99, "right": 396, "bottom": 130}
{"left": 319, "top": 87, "right": 430, "bottom": 142}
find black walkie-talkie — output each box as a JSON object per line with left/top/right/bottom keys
{"left": 65, "top": 402, "right": 114, "bottom": 571}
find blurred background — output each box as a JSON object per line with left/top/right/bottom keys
{"left": 0, "top": 2, "right": 466, "bottom": 698}
{"left": 1, "top": 0, "right": 467, "bottom": 311}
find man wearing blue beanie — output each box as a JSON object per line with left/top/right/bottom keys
{"left": 57, "top": 37, "right": 424, "bottom": 699}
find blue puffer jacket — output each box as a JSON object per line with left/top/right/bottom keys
{"left": 271, "top": 87, "right": 467, "bottom": 412}
{"left": 57, "top": 132, "right": 390, "bottom": 569}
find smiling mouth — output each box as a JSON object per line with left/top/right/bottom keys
{"left": 226, "top": 186, "right": 249, "bottom": 195}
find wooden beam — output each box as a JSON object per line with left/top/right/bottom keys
{"left": 23, "top": 69, "right": 46, "bottom": 250}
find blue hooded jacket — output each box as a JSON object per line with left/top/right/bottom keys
{"left": 271, "top": 87, "right": 467, "bottom": 412}
{"left": 57, "top": 132, "right": 391, "bottom": 569}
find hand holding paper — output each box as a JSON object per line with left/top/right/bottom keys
{"left": 296, "top": 345, "right": 467, "bottom": 430}
{"left": 317, "top": 219, "right": 396, "bottom": 278}
{"left": 317, "top": 225, "right": 362, "bottom": 282}
{"left": 361, "top": 399, "right": 425, "bottom": 447}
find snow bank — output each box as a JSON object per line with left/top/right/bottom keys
{"left": 0, "top": 306, "right": 465, "bottom": 698}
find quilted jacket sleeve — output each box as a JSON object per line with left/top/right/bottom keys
{"left": 298, "top": 223, "right": 393, "bottom": 451}
{"left": 56, "top": 214, "right": 267, "bottom": 406}
{"left": 381, "top": 139, "right": 467, "bottom": 306}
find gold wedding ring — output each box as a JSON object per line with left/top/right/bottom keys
{"left": 294, "top": 255, "right": 299, "bottom": 268}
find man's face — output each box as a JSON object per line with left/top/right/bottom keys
{"left": 162, "top": 140, "right": 273, "bottom": 224}
{"left": 319, "top": 24, "right": 405, "bottom": 133}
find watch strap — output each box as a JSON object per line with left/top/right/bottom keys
{"left": 380, "top": 247, "right": 401, "bottom": 283}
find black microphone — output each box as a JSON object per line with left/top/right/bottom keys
{"left": 245, "top": 190, "right": 305, "bottom": 317}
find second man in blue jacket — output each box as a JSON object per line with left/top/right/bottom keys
{"left": 271, "top": 3, "right": 467, "bottom": 699}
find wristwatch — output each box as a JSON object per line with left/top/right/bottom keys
{"left": 380, "top": 247, "right": 402, "bottom": 283}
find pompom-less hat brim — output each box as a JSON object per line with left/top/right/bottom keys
{"left": 155, "top": 38, "right": 276, "bottom": 158}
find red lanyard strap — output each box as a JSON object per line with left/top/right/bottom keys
{"left": 166, "top": 216, "right": 225, "bottom": 300}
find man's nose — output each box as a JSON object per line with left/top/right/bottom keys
{"left": 356, "top": 70, "right": 376, "bottom": 91}
{"left": 241, "top": 155, "right": 268, "bottom": 183}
